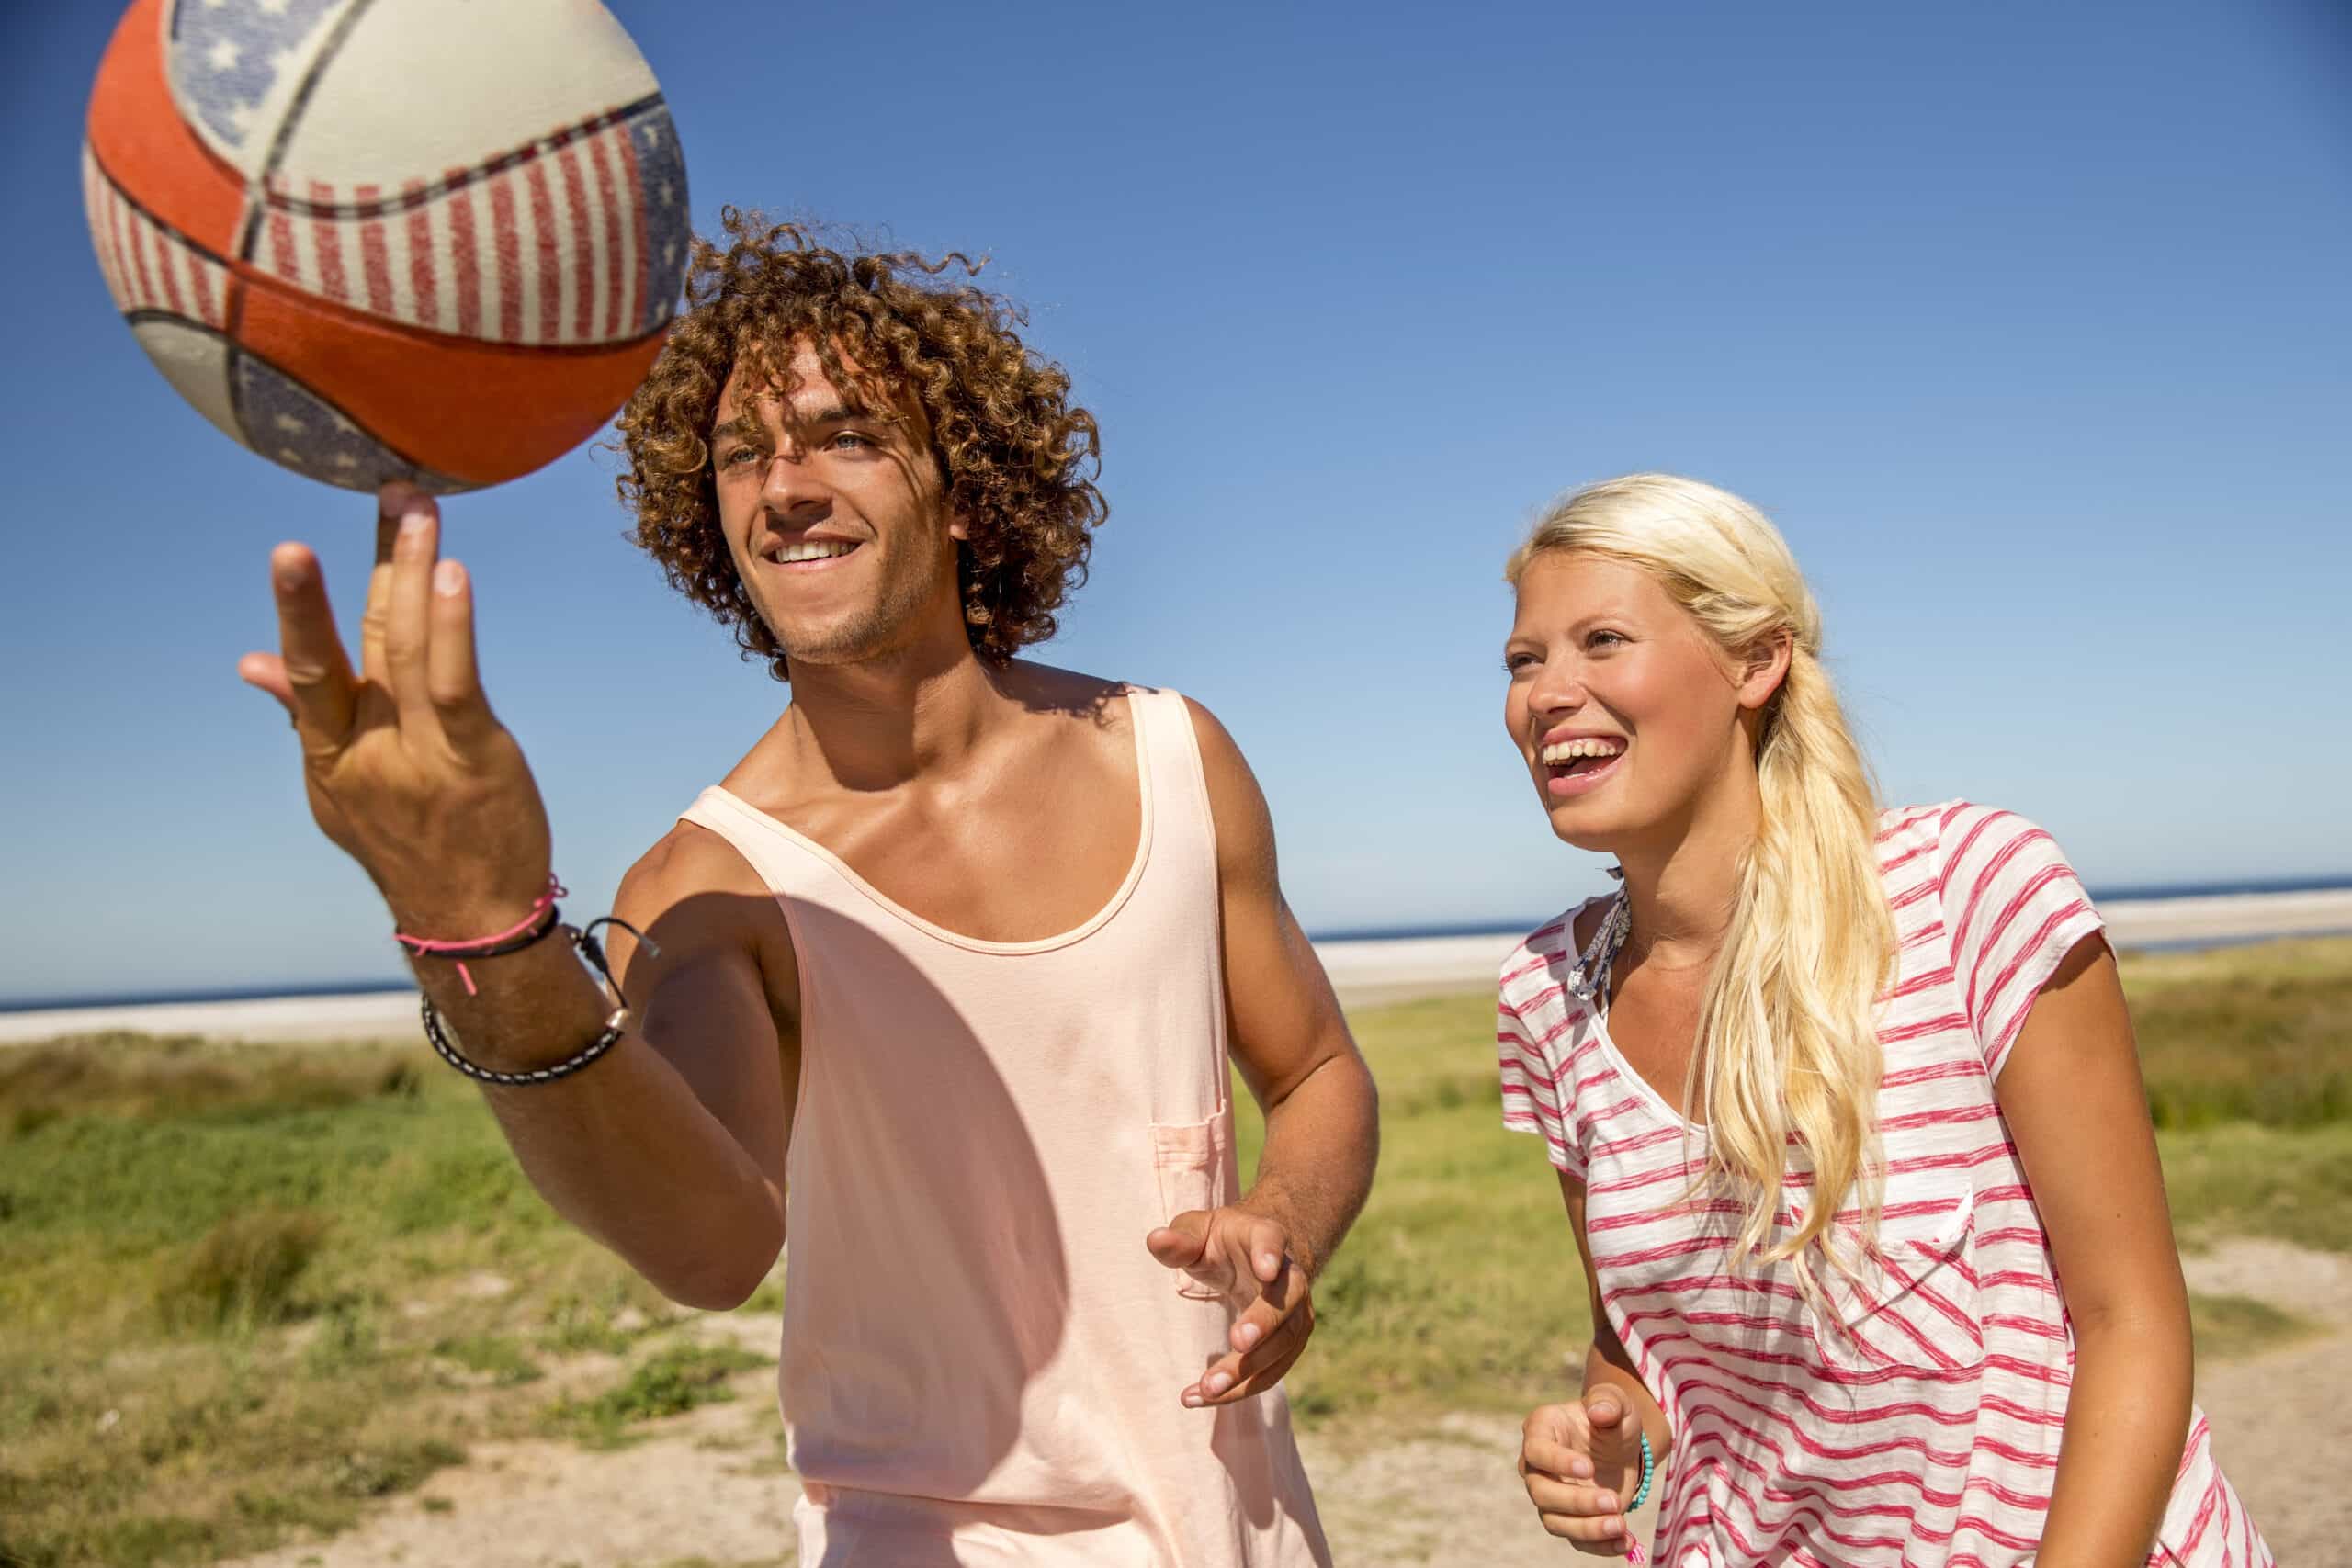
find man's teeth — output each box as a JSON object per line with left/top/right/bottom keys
{"left": 1540, "top": 739, "right": 1626, "bottom": 764}
{"left": 769, "top": 540, "right": 857, "bottom": 564}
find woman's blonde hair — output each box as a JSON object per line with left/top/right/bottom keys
{"left": 1506, "top": 473, "right": 1895, "bottom": 1281}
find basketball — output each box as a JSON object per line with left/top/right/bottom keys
{"left": 81, "top": 0, "right": 693, "bottom": 494}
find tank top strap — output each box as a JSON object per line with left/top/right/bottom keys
{"left": 675, "top": 784, "right": 833, "bottom": 901}
{"left": 1127, "top": 686, "right": 1216, "bottom": 885}
{"left": 673, "top": 686, "right": 1217, "bottom": 935}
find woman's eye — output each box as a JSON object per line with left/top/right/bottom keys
{"left": 1586, "top": 629, "right": 1626, "bottom": 649}
{"left": 1503, "top": 652, "right": 1538, "bottom": 674}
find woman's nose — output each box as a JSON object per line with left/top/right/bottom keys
{"left": 1527, "top": 657, "right": 1587, "bottom": 718}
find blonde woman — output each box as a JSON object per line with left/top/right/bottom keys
{"left": 1495, "top": 475, "right": 2268, "bottom": 1566}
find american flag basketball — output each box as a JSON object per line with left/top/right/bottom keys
{"left": 83, "top": 0, "right": 693, "bottom": 493}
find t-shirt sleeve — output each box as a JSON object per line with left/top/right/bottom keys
{"left": 1498, "top": 993, "right": 1586, "bottom": 1180}
{"left": 1937, "top": 804, "right": 2108, "bottom": 1081}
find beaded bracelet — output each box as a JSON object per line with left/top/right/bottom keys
{"left": 1627, "top": 1429, "right": 1656, "bottom": 1510}
{"left": 1622, "top": 1429, "right": 1657, "bottom": 1563}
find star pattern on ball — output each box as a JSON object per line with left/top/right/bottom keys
{"left": 233, "top": 351, "right": 464, "bottom": 494}
{"left": 171, "top": 0, "right": 350, "bottom": 152}
{"left": 628, "top": 107, "right": 691, "bottom": 328}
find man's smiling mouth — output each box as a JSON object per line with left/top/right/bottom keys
{"left": 763, "top": 539, "right": 863, "bottom": 566}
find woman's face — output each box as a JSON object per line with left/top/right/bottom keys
{"left": 1503, "top": 551, "right": 1759, "bottom": 852}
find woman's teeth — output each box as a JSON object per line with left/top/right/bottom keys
{"left": 768, "top": 540, "right": 857, "bottom": 564}
{"left": 1540, "top": 738, "right": 1625, "bottom": 766}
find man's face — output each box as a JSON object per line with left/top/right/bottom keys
{"left": 710, "top": 340, "right": 966, "bottom": 671}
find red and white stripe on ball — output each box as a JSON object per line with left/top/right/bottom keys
{"left": 82, "top": 144, "right": 231, "bottom": 333}
{"left": 251, "top": 111, "right": 665, "bottom": 348}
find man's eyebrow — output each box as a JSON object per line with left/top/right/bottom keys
{"left": 710, "top": 413, "right": 766, "bottom": 448}
{"left": 785, "top": 400, "right": 903, "bottom": 427}
{"left": 709, "top": 399, "right": 906, "bottom": 452}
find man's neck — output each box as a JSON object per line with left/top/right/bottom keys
{"left": 777, "top": 633, "right": 1017, "bottom": 794}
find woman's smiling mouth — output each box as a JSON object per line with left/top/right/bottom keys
{"left": 1539, "top": 736, "right": 1626, "bottom": 797}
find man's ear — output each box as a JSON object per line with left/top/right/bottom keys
{"left": 1736, "top": 627, "right": 1794, "bottom": 712}
{"left": 947, "top": 510, "right": 971, "bottom": 543}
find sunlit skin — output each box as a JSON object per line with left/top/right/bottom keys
{"left": 709, "top": 341, "right": 969, "bottom": 672}
{"left": 1498, "top": 551, "right": 2195, "bottom": 1563}
{"left": 1501, "top": 551, "right": 1787, "bottom": 947}
{"left": 235, "top": 334, "right": 1380, "bottom": 1419}
{"left": 1500, "top": 549, "right": 1789, "bottom": 1551}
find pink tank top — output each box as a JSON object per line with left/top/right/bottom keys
{"left": 678, "top": 686, "right": 1330, "bottom": 1567}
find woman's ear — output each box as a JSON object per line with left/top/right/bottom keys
{"left": 1736, "top": 627, "right": 1794, "bottom": 712}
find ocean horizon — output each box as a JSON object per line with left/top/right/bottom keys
{"left": 5, "top": 873, "right": 2347, "bottom": 1015}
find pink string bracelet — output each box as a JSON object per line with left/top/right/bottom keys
{"left": 394, "top": 876, "right": 567, "bottom": 995}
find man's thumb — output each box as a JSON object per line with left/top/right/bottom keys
{"left": 1145, "top": 1213, "right": 1209, "bottom": 1269}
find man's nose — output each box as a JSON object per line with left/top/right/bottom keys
{"left": 759, "top": 449, "right": 831, "bottom": 514}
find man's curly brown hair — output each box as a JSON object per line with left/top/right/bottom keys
{"left": 616, "top": 210, "right": 1106, "bottom": 680}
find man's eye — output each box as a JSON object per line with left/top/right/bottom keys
{"left": 828, "top": 431, "right": 872, "bottom": 451}
{"left": 718, "top": 446, "right": 761, "bottom": 467}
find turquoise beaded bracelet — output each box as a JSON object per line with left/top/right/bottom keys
{"left": 1626, "top": 1429, "right": 1656, "bottom": 1510}
{"left": 1621, "top": 1430, "right": 1657, "bottom": 1562}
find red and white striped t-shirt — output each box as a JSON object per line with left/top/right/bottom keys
{"left": 1498, "top": 802, "right": 2271, "bottom": 1567}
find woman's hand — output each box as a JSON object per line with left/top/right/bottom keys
{"left": 1520, "top": 1385, "right": 1646, "bottom": 1555}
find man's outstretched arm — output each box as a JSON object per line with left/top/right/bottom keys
{"left": 1145, "top": 698, "right": 1380, "bottom": 1406}
{"left": 240, "top": 486, "right": 788, "bottom": 1310}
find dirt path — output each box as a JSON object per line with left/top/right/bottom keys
{"left": 220, "top": 1240, "right": 2348, "bottom": 1568}
{"left": 2177, "top": 1238, "right": 2352, "bottom": 1561}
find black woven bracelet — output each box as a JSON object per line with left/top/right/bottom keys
{"left": 420, "top": 993, "right": 631, "bottom": 1086}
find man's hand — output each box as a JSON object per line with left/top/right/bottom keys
{"left": 1520, "top": 1387, "right": 1646, "bottom": 1555}
{"left": 237, "top": 483, "right": 552, "bottom": 934}
{"left": 1145, "top": 1205, "right": 1316, "bottom": 1408}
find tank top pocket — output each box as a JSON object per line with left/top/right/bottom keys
{"left": 1805, "top": 1180, "right": 1984, "bottom": 1375}
{"left": 1150, "top": 1105, "right": 1234, "bottom": 1301}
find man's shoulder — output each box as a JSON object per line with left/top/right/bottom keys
{"left": 619, "top": 816, "right": 772, "bottom": 914}
{"left": 1001, "top": 659, "right": 1137, "bottom": 726}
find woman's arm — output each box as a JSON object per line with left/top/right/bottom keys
{"left": 1518, "top": 1170, "right": 1675, "bottom": 1555}
{"left": 1563, "top": 1172, "right": 1674, "bottom": 1474}
{"left": 1994, "top": 935, "right": 2191, "bottom": 1566}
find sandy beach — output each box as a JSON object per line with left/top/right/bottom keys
{"left": 4, "top": 887, "right": 2347, "bottom": 1047}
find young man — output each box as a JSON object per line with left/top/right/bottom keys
{"left": 240, "top": 215, "right": 1375, "bottom": 1564}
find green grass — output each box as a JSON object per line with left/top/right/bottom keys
{"left": 2122, "top": 938, "right": 2352, "bottom": 1129}
{"left": 1, "top": 935, "right": 2345, "bottom": 1565}
{"left": 1235, "top": 990, "right": 1595, "bottom": 1426}
{"left": 0, "top": 1035, "right": 715, "bottom": 1568}
{"left": 2159, "top": 1120, "right": 2352, "bottom": 1254}
{"left": 548, "top": 1344, "right": 775, "bottom": 1449}
{"left": 1234, "top": 938, "right": 2352, "bottom": 1425}
{"left": 2187, "top": 1292, "right": 2324, "bottom": 1359}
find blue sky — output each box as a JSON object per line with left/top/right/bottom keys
{"left": 4, "top": 0, "right": 2348, "bottom": 1004}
